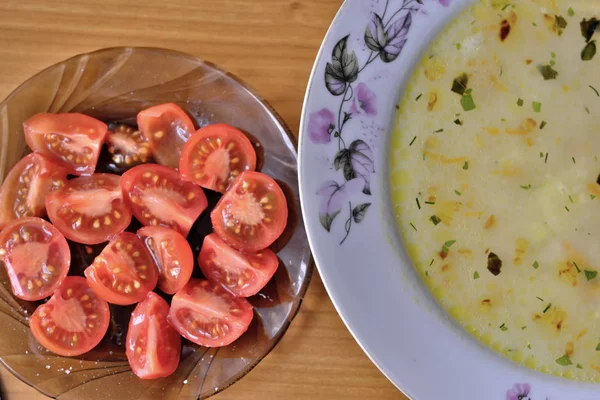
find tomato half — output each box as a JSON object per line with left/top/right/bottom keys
{"left": 23, "top": 113, "right": 108, "bottom": 176}
{"left": 137, "top": 226, "right": 193, "bottom": 295}
{"left": 168, "top": 279, "right": 253, "bottom": 347}
{"left": 0, "top": 153, "right": 68, "bottom": 230}
{"left": 45, "top": 174, "right": 132, "bottom": 245}
{"left": 104, "top": 123, "right": 152, "bottom": 172}
{"left": 84, "top": 232, "right": 158, "bottom": 305}
{"left": 179, "top": 124, "right": 256, "bottom": 193}
{"left": 137, "top": 103, "right": 195, "bottom": 168}
{"left": 198, "top": 233, "right": 277, "bottom": 297}
{"left": 29, "top": 276, "right": 110, "bottom": 356}
{"left": 126, "top": 292, "right": 181, "bottom": 379}
{"left": 210, "top": 171, "right": 288, "bottom": 252}
{"left": 0, "top": 217, "right": 70, "bottom": 301}
{"left": 121, "top": 165, "right": 208, "bottom": 237}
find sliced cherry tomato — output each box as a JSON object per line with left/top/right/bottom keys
{"left": 29, "top": 276, "right": 110, "bottom": 356}
{"left": 121, "top": 165, "right": 208, "bottom": 237}
{"left": 168, "top": 279, "right": 253, "bottom": 347}
{"left": 0, "top": 217, "right": 70, "bottom": 301}
{"left": 126, "top": 292, "right": 181, "bottom": 379}
{"left": 84, "top": 232, "right": 158, "bottom": 305}
{"left": 137, "top": 103, "right": 195, "bottom": 168}
{"left": 0, "top": 153, "right": 68, "bottom": 230}
{"left": 179, "top": 124, "right": 256, "bottom": 193}
{"left": 198, "top": 233, "right": 277, "bottom": 297}
{"left": 45, "top": 174, "right": 132, "bottom": 245}
{"left": 137, "top": 226, "right": 193, "bottom": 295}
{"left": 211, "top": 171, "right": 288, "bottom": 252}
{"left": 104, "top": 123, "right": 152, "bottom": 173}
{"left": 23, "top": 113, "right": 108, "bottom": 176}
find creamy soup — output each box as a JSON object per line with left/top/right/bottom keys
{"left": 391, "top": 0, "right": 600, "bottom": 381}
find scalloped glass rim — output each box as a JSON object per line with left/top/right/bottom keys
{"left": 0, "top": 46, "right": 313, "bottom": 399}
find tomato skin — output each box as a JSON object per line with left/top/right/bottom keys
{"left": 0, "top": 217, "right": 70, "bottom": 301}
{"left": 198, "top": 233, "right": 278, "bottom": 297}
{"left": 29, "top": 276, "right": 110, "bottom": 356}
{"left": 137, "top": 226, "right": 193, "bottom": 295}
{"left": 126, "top": 292, "right": 181, "bottom": 379}
{"left": 0, "top": 153, "right": 68, "bottom": 230}
{"left": 84, "top": 232, "right": 159, "bottom": 305}
{"left": 121, "top": 164, "right": 208, "bottom": 237}
{"left": 168, "top": 279, "right": 253, "bottom": 347}
{"left": 137, "top": 103, "right": 195, "bottom": 168}
{"left": 23, "top": 113, "right": 108, "bottom": 176}
{"left": 179, "top": 124, "right": 256, "bottom": 193}
{"left": 45, "top": 173, "right": 132, "bottom": 245}
{"left": 211, "top": 171, "right": 288, "bottom": 252}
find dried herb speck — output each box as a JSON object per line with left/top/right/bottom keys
{"left": 582, "top": 41, "right": 597, "bottom": 61}
{"left": 487, "top": 252, "right": 502, "bottom": 276}
{"left": 538, "top": 64, "right": 558, "bottom": 80}
{"left": 581, "top": 18, "right": 599, "bottom": 42}
{"left": 451, "top": 73, "right": 469, "bottom": 95}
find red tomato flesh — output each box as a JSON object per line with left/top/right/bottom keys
{"left": 121, "top": 164, "right": 208, "bottom": 237}
{"left": 0, "top": 217, "right": 70, "bottom": 301}
{"left": 84, "top": 232, "right": 158, "bottom": 305}
{"left": 198, "top": 233, "right": 278, "bottom": 297}
{"left": 29, "top": 276, "right": 110, "bottom": 356}
{"left": 45, "top": 173, "right": 132, "bottom": 245}
{"left": 23, "top": 113, "right": 108, "bottom": 176}
{"left": 126, "top": 292, "right": 181, "bottom": 379}
{"left": 179, "top": 124, "right": 256, "bottom": 193}
{"left": 168, "top": 279, "right": 253, "bottom": 347}
{"left": 137, "top": 103, "right": 195, "bottom": 168}
{"left": 137, "top": 226, "right": 193, "bottom": 295}
{"left": 0, "top": 153, "right": 68, "bottom": 230}
{"left": 211, "top": 171, "right": 288, "bottom": 252}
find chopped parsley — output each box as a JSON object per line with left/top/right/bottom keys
{"left": 487, "top": 252, "right": 502, "bottom": 276}
{"left": 532, "top": 101, "right": 542, "bottom": 112}
{"left": 522, "top": 326, "right": 527, "bottom": 330}
{"left": 473, "top": 271, "right": 480, "bottom": 280}
{"left": 573, "top": 261, "right": 581, "bottom": 273}
{"left": 461, "top": 89, "right": 476, "bottom": 111}
{"left": 416, "top": 198, "right": 421, "bottom": 209}
{"left": 501, "top": 3, "right": 511, "bottom": 11}
{"left": 554, "top": 15, "right": 568, "bottom": 35}
{"left": 451, "top": 73, "right": 469, "bottom": 95}
{"left": 499, "top": 323, "right": 508, "bottom": 331}
{"left": 577, "top": 363, "right": 583, "bottom": 369}
{"left": 456, "top": 42, "right": 462, "bottom": 50}
{"left": 565, "top": 206, "right": 571, "bottom": 212}
{"left": 536, "top": 296, "right": 544, "bottom": 302}
{"left": 540, "top": 152, "right": 544, "bottom": 158}
{"left": 556, "top": 354, "right": 573, "bottom": 366}
{"left": 527, "top": 343, "right": 532, "bottom": 349}
{"left": 582, "top": 41, "right": 597, "bottom": 61}
{"left": 463, "top": 161, "right": 469, "bottom": 170}
{"left": 520, "top": 184, "right": 532, "bottom": 189}
{"left": 572, "top": 157, "right": 576, "bottom": 164}
{"left": 596, "top": 341, "right": 600, "bottom": 351}
{"left": 424, "top": 201, "right": 435, "bottom": 205}
{"left": 569, "top": 195, "right": 574, "bottom": 203}
{"left": 538, "top": 64, "right": 558, "bottom": 80}
{"left": 568, "top": 7, "right": 574, "bottom": 17}
{"left": 581, "top": 18, "right": 599, "bottom": 42}
{"left": 585, "top": 106, "right": 591, "bottom": 114}
{"left": 540, "top": 120, "right": 547, "bottom": 129}
{"left": 434, "top": 128, "right": 444, "bottom": 133}
{"left": 585, "top": 270, "right": 598, "bottom": 281}
{"left": 430, "top": 215, "right": 441, "bottom": 225}
{"left": 454, "top": 118, "right": 463, "bottom": 125}
{"left": 592, "top": 195, "right": 597, "bottom": 200}
{"left": 543, "top": 303, "right": 552, "bottom": 313}
{"left": 590, "top": 85, "right": 600, "bottom": 97}
{"left": 551, "top": 51, "right": 556, "bottom": 58}
{"left": 410, "top": 222, "right": 417, "bottom": 231}
{"left": 429, "top": 259, "right": 435, "bottom": 266}
{"left": 533, "top": 261, "right": 539, "bottom": 269}
{"left": 409, "top": 136, "right": 417, "bottom": 146}
{"left": 415, "top": 93, "right": 422, "bottom": 101}
{"left": 440, "top": 240, "right": 456, "bottom": 257}
{"left": 454, "top": 189, "right": 462, "bottom": 196}
{"left": 545, "top": 152, "right": 549, "bottom": 163}
{"left": 517, "top": 98, "right": 524, "bottom": 107}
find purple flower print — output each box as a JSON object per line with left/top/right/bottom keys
{"left": 308, "top": 108, "right": 335, "bottom": 144}
{"left": 506, "top": 383, "right": 531, "bottom": 400}
{"left": 318, "top": 178, "right": 363, "bottom": 231}
{"left": 350, "top": 83, "right": 377, "bottom": 116}
{"left": 438, "top": 0, "right": 451, "bottom": 6}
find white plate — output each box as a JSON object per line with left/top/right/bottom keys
{"left": 298, "top": 1, "right": 600, "bottom": 398}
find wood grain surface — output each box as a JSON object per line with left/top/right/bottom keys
{"left": 0, "top": 0, "right": 406, "bottom": 399}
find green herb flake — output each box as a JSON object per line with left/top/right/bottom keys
{"left": 551, "top": 52, "right": 557, "bottom": 58}
{"left": 425, "top": 270, "right": 429, "bottom": 276}
{"left": 585, "top": 106, "right": 591, "bottom": 114}
{"left": 592, "top": 195, "right": 597, "bottom": 200}
{"left": 556, "top": 355, "right": 573, "bottom": 366}
{"left": 424, "top": 201, "right": 435, "bottom": 205}
{"left": 501, "top": 3, "right": 511, "bottom": 11}
{"left": 596, "top": 342, "right": 600, "bottom": 351}
{"left": 568, "top": 7, "right": 574, "bottom": 17}
{"left": 555, "top": 15, "right": 568, "bottom": 34}
{"left": 487, "top": 252, "right": 502, "bottom": 276}
{"left": 454, "top": 118, "right": 463, "bottom": 125}
{"left": 456, "top": 42, "right": 462, "bottom": 50}
{"left": 577, "top": 363, "right": 583, "bottom": 369}
{"left": 415, "top": 93, "right": 422, "bottom": 101}
{"left": 572, "top": 157, "right": 576, "bottom": 164}
{"left": 543, "top": 303, "right": 552, "bottom": 313}
{"left": 536, "top": 296, "right": 544, "bottom": 302}
{"left": 451, "top": 73, "right": 469, "bottom": 95}
{"left": 533, "top": 261, "right": 539, "bottom": 269}
{"left": 573, "top": 261, "right": 581, "bottom": 273}
{"left": 461, "top": 89, "right": 477, "bottom": 111}
{"left": 527, "top": 343, "right": 532, "bottom": 349}
{"left": 429, "top": 259, "right": 435, "bottom": 266}
{"left": 434, "top": 128, "right": 444, "bottom": 133}
{"left": 522, "top": 326, "right": 527, "bottom": 330}
{"left": 454, "top": 189, "right": 462, "bottom": 196}
{"left": 409, "top": 136, "right": 417, "bottom": 146}
{"left": 410, "top": 222, "right": 417, "bottom": 231}
{"left": 585, "top": 270, "right": 598, "bottom": 281}
{"left": 540, "top": 120, "right": 547, "bottom": 129}
{"left": 416, "top": 198, "right": 421, "bottom": 209}
{"left": 549, "top": 59, "right": 556, "bottom": 67}
{"left": 474, "top": 271, "right": 480, "bottom": 280}
{"left": 532, "top": 101, "right": 542, "bottom": 112}
{"left": 569, "top": 195, "right": 574, "bottom": 203}
{"left": 430, "top": 215, "right": 441, "bottom": 226}
{"left": 517, "top": 98, "right": 524, "bottom": 107}
{"left": 545, "top": 152, "right": 549, "bottom": 163}
{"left": 538, "top": 64, "right": 558, "bottom": 80}
{"left": 540, "top": 152, "right": 544, "bottom": 158}
{"left": 463, "top": 161, "right": 469, "bottom": 170}
{"left": 532, "top": 22, "right": 537, "bottom": 27}
{"left": 520, "top": 184, "right": 532, "bottom": 189}
{"left": 580, "top": 18, "right": 599, "bottom": 42}
{"left": 590, "top": 85, "right": 600, "bottom": 97}
{"left": 582, "top": 41, "right": 597, "bottom": 61}
{"left": 444, "top": 240, "right": 456, "bottom": 248}
{"left": 499, "top": 323, "right": 508, "bottom": 331}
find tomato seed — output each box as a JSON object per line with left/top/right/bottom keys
{"left": 187, "top": 192, "right": 196, "bottom": 200}
{"left": 92, "top": 219, "right": 100, "bottom": 229}
{"left": 154, "top": 131, "right": 164, "bottom": 139}
{"left": 66, "top": 288, "right": 73, "bottom": 297}
{"left": 133, "top": 280, "right": 141, "bottom": 289}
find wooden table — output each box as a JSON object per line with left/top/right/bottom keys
{"left": 0, "top": 0, "right": 405, "bottom": 399}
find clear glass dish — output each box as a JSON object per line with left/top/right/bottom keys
{"left": 0, "top": 46, "right": 312, "bottom": 400}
